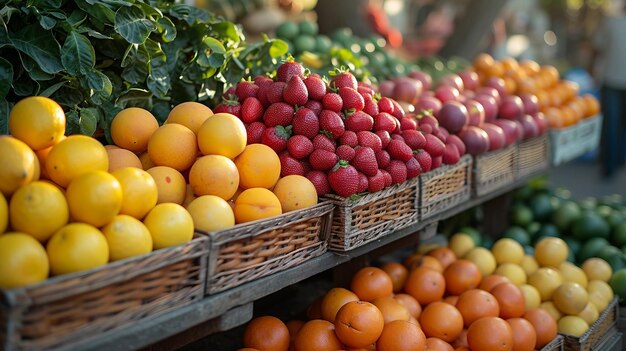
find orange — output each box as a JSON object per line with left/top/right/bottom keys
{"left": 46, "top": 223, "right": 109, "bottom": 275}
{"left": 111, "top": 167, "right": 158, "bottom": 219}
{"left": 467, "top": 317, "right": 513, "bottom": 351}
{"left": 235, "top": 144, "right": 281, "bottom": 189}
{"left": 381, "top": 262, "right": 409, "bottom": 292}
{"left": 451, "top": 329, "right": 469, "bottom": 349}
{"left": 272, "top": 175, "right": 318, "bottom": 212}
{"left": 110, "top": 107, "right": 159, "bottom": 153}
{"left": 376, "top": 320, "right": 426, "bottom": 351}
{"left": 490, "top": 282, "right": 526, "bottom": 319}
{"left": 520, "top": 60, "right": 541, "bottom": 76}
{"left": 197, "top": 112, "right": 247, "bottom": 159}
{"left": 350, "top": 266, "right": 394, "bottom": 302}
{"left": 473, "top": 53, "right": 495, "bottom": 72}
{"left": 0, "top": 193, "right": 7, "bottom": 234}
{"left": 479, "top": 274, "right": 510, "bottom": 291}
{"left": 293, "top": 319, "right": 344, "bottom": 351}
{"left": 234, "top": 188, "right": 282, "bottom": 223}
{"left": 106, "top": 148, "right": 142, "bottom": 172}
{"left": 66, "top": 171, "right": 123, "bottom": 227}
{"left": 427, "top": 247, "right": 457, "bottom": 269}
{"left": 506, "top": 318, "right": 536, "bottom": 351}
{"left": 443, "top": 295, "right": 459, "bottom": 306}
{"left": 372, "top": 295, "right": 411, "bottom": 324}
{"left": 443, "top": 259, "right": 482, "bottom": 296}
{"left": 143, "top": 203, "right": 194, "bottom": 249}
{"left": 243, "top": 316, "right": 290, "bottom": 351}
{"left": 46, "top": 135, "right": 108, "bottom": 188}
{"left": 286, "top": 319, "right": 304, "bottom": 346}
{"left": 334, "top": 301, "right": 384, "bottom": 348}
{"left": 405, "top": 266, "right": 446, "bottom": 305}
{"left": 582, "top": 94, "right": 600, "bottom": 117}
{"left": 455, "top": 289, "right": 500, "bottom": 327}
{"left": 425, "top": 337, "right": 454, "bottom": 351}
{"left": 9, "top": 96, "right": 65, "bottom": 150}
{"left": 419, "top": 301, "right": 463, "bottom": 342}
{"left": 0, "top": 233, "right": 49, "bottom": 288}
{"left": 146, "top": 166, "right": 187, "bottom": 205}
{"left": 139, "top": 152, "right": 155, "bottom": 170}
{"left": 320, "top": 287, "right": 359, "bottom": 322}
{"left": 102, "top": 215, "right": 152, "bottom": 261}
{"left": 185, "top": 195, "right": 235, "bottom": 232}
{"left": 0, "top": 135, "right": 39, "bottom": 196}
{"left": 523, "top": 308, "right": 557, "bottom": 349}
{"left": 166, "top": 101, "right": 213, "bottom": 135}
{"left": 183, "top": 183, "right": 197, "bottom": 207}
{"left": 147, "top": 123, "right": 197, "bottom": 172}
{"left": 394, "top": 293, "right": 422, "bottom": 319}
{"left": 535, "top": 237, "right": 568, "bottom": 267}
{"left": 404, "top": 254, "right": 443, "bottom": 273}
{"left": 552, "top": 282, "right": 588, "bottom": 315}
{"left": 188, "top": 155, "right": 239, "bottom": 200}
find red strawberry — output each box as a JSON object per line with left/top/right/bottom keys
{"left": 235, "top": 81, "right": 259, "bottom": 101}
{"left": 280, "top": 153, "right": 306, "bottom": 177}
{"left": 432, "top": 155, "right": 442, "bottom": 169}
{"left": 357, "top": 131, "right": 382, "bottom": 152}
{"left": 367, "top": 170, "right": 385, "bottom": 193}
{"left": 214, "top": 100, "right": 241, "bottom": 117}
{"left": 406, "top": 157, "right": 422, "bottom": 179}
{"left": 330, "top": 71, "right": 358, "bottom": 90}
{"left": 351, "top": 146, "right": 378, "bottom": 177}
{"left": 402, "top": 129, "right": 426, "bottom": 150}
{"left": 385, "top": 160, "right": 407, "bottom": 185}
{"left": 322, "top": 93, "right": 343, "bottom": 112}
{"left": 336, "top": 145, "right": 356, "bottom": 161}
{"left": 357, "top": 172, "right": 368, "bottom": 193}
{"left": 305, "top": 100, "right": 323, "bottom": 116}
{"left": 276, "top": 60, "right": 304, "bottom": 83}
{"left": 267, "top": 81, "right": 286, "bottom": 104}
{"left": 400, "top": 116, "right": 417, "bottom": 131}
{"left": 304, "top": 75, "right": 327, "bottom": 101}
{"left": 419, "top": 124, "right": 433, "bottom": 134}
{"left": 446, "top": 134, "right": 466, "bottom": 155}
{"left": 306, "top": 170, "right": 331, "bottom": 196}
{"left": 309, "top": 149, "right": 338, "bottom": 171}
{"left": 283, "top": 75, "right": 308, "bottom": 106}
{"left": 375, "top": 130, "right": 391, "bottom": 149}
{"left": 319, "top": 110, "right": 345, "bottom": 138}
{"left": 246, "top": 121, "right": 265, "bottom": 144}
{"left": 223, "top": 86, "right": 236, "bottom": 100}
{"left": 378, "top": 97, "right": 395, "bottom": 114}
{"left": 241, "top": 97, "right": 264, "bottom": 123}
{"left": 328, "top": 160, "right": 360, "bottom": 197}
{"left": 442, "top": 143, "right": 460, "bottom": 165}
{"left": 375, "top": 150, "right": 391, "bottom": 169}
{"left": 312, "top": 134, "right": 336, "bottom": 152}
{"left": 381, "top": 169, "right": 393, "bottom": 187}
{"left": 339, "top": 87, "right": 364, "bottom": 111}
{"left": 292, "top": 108, "right": 319, "bottom": 139}
{"left": 374, "top": 112, "right": 397, "bottom": 133}
{"left": 287, "top": 135, "right": 314, "bottom": 159}
{"left": 257, "top": 84, "right": 271, "bottom": 108}
{"left": 339, "top": 130, "right": 358, "bottom": 147}
{"left": 390, "top": 100, "right": 405, "bottom": 119}
{"left": 362, "top": 94, "right": 379, "bottom": 116}
{"left": 387, "top": 139, "right": 413, "bottom": 162}
{"left": 301, "top": 160, "right": 312, "bottom": 174}
{"left": 263, "top": 102, "right": 294, "bottom": 127}
{"left": 425, "top": 133, "right": 445, "bottom": 157}
{"left": 391, "top": 134, "right": 405, "bottom": 143}
{"left": 262, "top": 125, "right": 291, "bottom": 153}
{"left": 357, "top": 83, "right": 375, "bottom": 96}
{"left": 434, "top": 127, "right": 449, "bottom": 142}
{"left": 254, "top": 75, "right": 273, "bottom": 87}
{"left": 345, "top": 111, "right": 374, "bottom": 132}
{"left": 414, "top": 150, "right": 432, "bottom": 172}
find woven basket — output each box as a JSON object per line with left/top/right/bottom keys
{"left": 201, "top": 202, "right": 333, "bottom": 295}
{"left": 473, "top": 145, "right": 516, "bottom": 197}
{"left": 561, "top": 296, "right": 619, "bottom": 351}
{"left": 550, "top": 114, "right": 602, "bottom": 166}
{"left": 541, "top": 334, "right": 564, "bottom": 351}
{"left": 516, "top": 134, "right": 550, "bottom": 179}
{"left": 0, "top": 236, "right": 208, "bottom": 351}
{"left": 420, "top": 154, "right": 472, "bottom": 220}
{"left": 323, "top": 177, "right": 419, "bottom": 252}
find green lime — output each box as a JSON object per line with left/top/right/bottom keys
{"left": 511, "top": 204, "right": 534, "bottom": 227}
{"left": 609, "top": 268, "right": 626, "bottom": 304}
{"left": 299, "top": 20, "right": 318, "bottom": 36}
{"left": 597, "top": 246, "right": 626, "bottom": 271}
{"left": 622, "top": 245, "right": 626, "bottom": 256}
{"left": 526, "top": 221, "right": 542, "bottom": 238}
{"left": 554, "top": 187, "right": 572, "bottom": 200}
{"left": 596, "top": 205, "right": 614, "bottom": 219}
{"left": 606, "top": 210, "right": 625, "bottom": 229}
{"left": 530, "top": 193, "right": 555, "bottom": 222}
{"left": 579, "top": 197, "right": 598, "bottom": 211}
{"left": 563, "top": 236, "right": 582, "bottom": 258}
{"left": 332, "top": 28, "right": 353, "bottom": 47}
{"left": 315, "top": 35, "right": 333, "bottom": 53}
{"left": 503, "top": 226, "right": 531, "bottom": 246}
{"left": 276, "top": 21, "right": 299, "bottom": 40}
{"left": 458, "top": 226, "right": 482, "bottom": 246}
{"left": 571, "top": 210, "right": 610, "bottom": 241}
{"left": 552, "top": 201, "right": 581, "bottom": 232}
{"left": 294, "top": 35, "right": 316, "bottom": 53}
{"left": 612, "top": 222, "right": 626, "bottom": 248}
{"left": 578, "top": 237, "right": 610, "bottom": 262}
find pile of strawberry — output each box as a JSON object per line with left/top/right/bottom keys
{"left": 215, "top": 60, "right": 465, "bottom": 198}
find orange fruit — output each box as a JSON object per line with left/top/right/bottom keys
{"left": 523, "top": 308, "right": 557, "bottom": 349}
{"left": 35, "top": 136, "right": 65, "bottom": 180}
{"left": 243, "top": 316, "right": 290, "bottom": 351}
{"left": 146, "top": 166, "right": 187, "bottom": 205}
{"left": 197, "top": 113, "right": 247, "bottom": 159}
{"left": 139, "top": 152, "right": 156, "bottom": 170}
{"left": 479, "top": 274, "right": 511, "bottom": 292}
{"left": 507, "top": 318, "right": 537, "bottom": 351}
{"left": 0, "top": 135, "right": 39, "bottom": 196}
{"left": 334, "top": 301, "right": 384, "bottom": 348}
{"left": 147, "top": 123, "right": 197, "bottom": 172}
{"left": 552, "top": 282, "right": 588, "bottom": 315}
{"left": 272, "top": 175, "right": 318, "bottom": 212}
{"left": 394, "top": 293, "right": 422, "bottom": 319}
{"left": 111, "top": 167, "right": 158, "bottom": 219}
{"left": 189, "top": 155, "right": 240, "bottom": 200}
{"left": 404, "top": 254, "right": 443, "bottom": 273}
{"left": 419, "top": 301, "right": 463, "bottom": 342}
{"left": 490, "top": 282, "right": 526, "bottom": 319}
{"left": 443, "top": 259, "right": 482, "bottom": 296}
{"left": 405, "top": 266, "right": 446, "bottom": 305}
{"left": 582, "top": 94, "right": 600, "bottom": 117}
{"left": 106, "top": 148, "right": 142, "bottom": 172}
{"left": 286, "top": 319, "right": 304, "bottom": 345}
{"left": 376, "top": 320, "right": 426, "bottom": 351}
{"left": 534, "top": 237, "right": 568, "bottom": 267}
{"left": 183, "top": 183, "right": 197, "bottom": 207}
{"left": 110, "top": 107, "right": 159, "bottom": 153}
{"left": 455, "top": 289, "right": 500, "bottom": 327}
{"left": 46, "top": 135, "right": 108, "bottom": 188}
{"left": 185, "top": 195, "right": 235, "bottom": 232}
{"left": 520, "top": 60, "right": 541, "bottom": 76}
{"left": 321, "top": 287, "right": 359, "bottom": 322}
{"left": 350, "top": 266, "right": 394, "bottom": 302}
{"left": 233, "top": 188, "right": 282, "bottom": 223}
{"left": 166, "top": 101, "right": 213, "bottom": 135}
{"left": 0, "top": 232, "right": 49, "bottom": 288}
{"left": 66, "top": 170, "right": 123, "bottom": 227}
{"left": 46, "top": 223, "right": 109, "bottom": 275}
{"left": 143, "top": 203, "right": 194, "bottom": 249}
{"left": 102, "top": 214, "right": 152, "bottom": 261}
{"left": 467, "top": 317, "right": 513, "bottom": 351}
{"left": 381, "top": 262, "right": 409, "bottom": 292}
{"left": 293, "top": 319, "right": 344, "bottom": 351}
{"left": 473, "top": 53, "right": 495, "bottom": 72}
{"left": 372, "top": 295, "right": 411, "bottom": 324}
{"left": 427, "top": 247, "right": 457, "bottom": 269}
{"left": 0, "top": 193, "right": 7, "bottom": 234}
{"left": 425, "top": 337, "right": 454, "bottom": 351}
{"left": 451, "top": 329, "right": 469, "bottom": 349}
{"left": 235, "top": 144, "right": 281, "bottom": 189}
{"left": 443, "top": 295, "right": 459, "bottom": 306}
{"left": 9, "top": 96, "right": 65, "bottom": 151}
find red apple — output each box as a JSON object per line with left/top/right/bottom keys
{"left": 473, "top": 94, "right": 498, "bottom": 122}
{"left": 408, "top": 71, "right": 432, "bottom": 92}
{"left": 446, "top": 134, "right": 466, "bottom": 155}
{"left": 481, "top": 122, "right": 506, "bottom": 151}
{"left": 533, "top": 112, "right": 548, "bottom": 135}
{"left": 492, "top": 119, "right": 520, "bottom": 146}
{"left": 459, "top": 70, "right": 480, "bottom": 91}
{"left": 458, "top": 126, "right": 490, "bottom": 155}
{"left": 519, "top": 93, "right": 539, "bottom": 116}
{"left": 393, "top": 77, "right": 422, "bottom": 104}
{"left": 438, "top": 74, "right": 464, "bottom": 92}
{"left": 434, "top": 85, "right": 460, "bottom": 104}
{"left": 519, "top": 114, "right": 539, "bottom": 140}
{"left": 415, "top": 95, "right": 443, "bottom": 116}
{"left": 436, "top": 101, "right": 469, "bottom": 134}
{"left": 499, "top": 95, "right": 524, "bottom": 120}
{"left": 465, "top": 99, "right": 485, "bottom": 127}
{"left": 476, "top": 86, "right": 501, "bottom": 105}
{"left": 484, "top": 77, "right": 506, "bottom": 98}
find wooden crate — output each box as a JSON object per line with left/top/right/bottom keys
{"left": 561, "top": 296, "right": 619, "bottom": 351}
{"left": 201, "top": 202, "right": 333, "bottom": 294}
{"left": 0, "top": 236, "right": 208, "bottom": 351}
{"left": 420, "top": 154, "right": 472, "bottom": 220}
{"left": 550, "top": 114, "right": 602, "bottom": 166}
{"left": 516, "top": 134, "right": 550, "bottom": 179}
{"left": 542, "top": 334, "right": 564, "bottom": 351}
{"left": 324, "top": 177, "right": 419, "bottom": 252}
{"left": 473, "top": 145, "right": 516, "bottom": 197}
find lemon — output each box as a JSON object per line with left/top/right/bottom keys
{"left": 0, "top": 193, "right": 8, "bottom": 234}
{"left": 587, "top": 280, "right": 614, "bottom": 303}
{"left": 520, "top": 255, "right": 539, "bottom": 276}
{"left": 45, "top": 135, "right": 109, "bottom": 187}
{"left": 540, "top": 301, "right": 563, "bottom": 321}
{"left": 519, "top": 284, "right": 541, "bottom": 310}
{"left": 102, "top": 215, "right": 153, "bottom": 261}
{"left": 0, "top": 136, "right": 39, "bottom": 196}
{"left": 66, "top": 171, "right": 123, "bottom": 227}
{"left": 553, "top": 282, "right": 589, "bottom": 315}
{"left": 464, "top": 247, "right": 497, "bottom": 276}
{"left": 492, "top": 238, "right": 524, "bottom": 264}
{"left": 577, "top": 302, "right": 599, "bottom": 325}
{"left": 558, "top": 261, "right": 588, "bottom": 287}
{"left": 448, "top": 233, "right": 476, "bottom": 258}
{"left": 143, "top": 203, "right": 194, "bottom": 249}
{"left": 186, "top": 195, "right": 235, "bottom": 232}
{"left": 535, "top": 237, "right": 568, "bottom": 267}
{"left": 494, "top": 262, "right": 527, "bottom": 285}
{"left": 111, "top": 167, "right": 158, "bottom": 219}
{"left": 582, "top": 258, "right": 612, "bottom": 282}
{"left": 46, "top": 223, "right": 109, "bottom": 275}
{"left": 9, "top": 96, "right": 65, "bottom": 151}
{"left": 0, "top": 233, "right": 49, "bottom": 288}
{"left": 558, "top": 316, "right": 589, "bottom": 337}
{"left": 529, "top": 267, "right": 563, "bottom": 301}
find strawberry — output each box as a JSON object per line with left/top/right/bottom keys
{"left": 374, "top": 112, "right": 397, "bottom": 133}
{"left": 339, "top": 130, "right": 358, "bottom": 147}
{"left": 262, "top": 125, "right": 291, "bottom": 153}
{"left": 442, "top": 143, "right": 460, "bottom": 165}
{"left": 402, "top": 129, "right": 426, "bottom": 150}
{"left": 357, "top": 172, "right": 368, "bottom": 193}
{"left": 304, "top": 75, "right": 327, "bottom": 101}
{"left": 276, "top": 60, "right": 304, "bottom": 83}
{"left": 241, "top": 97, "right": 264, "bottom": 123}
{"left": 223, "top": 86, "right": 236, "bottom": 100}
{"left": 301, "top": 160, "right": 312, "bottom": 174}
{"left": 235, "top": 81, "right": 259, "bottom": 101}
{"left": 375, "top": 149, "right": 391, "bottom": 169}
{"left": 419, "top": 124, "right": 433, "bottom": 135}
{"left": 368, "top": 170, "right": 385, "bottom": 193}
{"left": 292, "top": 108, "right": 319, "bottom": 139}
{"left": 309, "top": 149, "right": 338, "bottom": 171}
{"left": 339, "top": 87, "right": 364, "bottom": 111}
{"left": 336, "top": 145, "right": 356, "bottom": 161}
{"left": 406, "top": 157, "right": 422, "bottom": 179}
{"left": 446, "top": 134, "right": 466, "bottom": 155}
{"left": 377, "top": 97, "right": 395, "bottom": 114}
{"left": 357, "top": 83, "right": 375, "bottom": 96}
{"left": 322, "top": 93, "right": 343, "bottom": 112}
{"left": 214, "top": 100, "right": 241, "bottom": 117}
{"left": 400, "top": 116, "right": 417, "bottom": 131}
{"left": 257, "top": 84, "right": 271, "bottom": 108}
{"left": 381, "top": 169, "right": 393, "bottom": 187}
{"left": 385, "top": 160, "right": 407, "bottom": 185}
{"left": 254, "top": 75, "right": 273, "bottom": 87}
{"left": 357, "top": 131, "right": 382, "bottom": 152}
{"left": 432, "top": 155, "right": 442, "bottom": 169}
{"left": 328, "top": 160, "right": 360, "bottom": 197}
{"left": 264, "top": 102, "right": 294, "bottom": 127}
{"left": 312, "top": 134, "right": 336, "bottom": 152}
{"left": 330, "top": 71, "right": 358, "bottom": 90}
{"left": 246, "top": 121, "right": 265, "bottom": 144}
{"left": 287, "top": 135, "right": 314, "bottom": 159}
{"left": 362, "top": 94, "right": 379, "bottom": 116}
{"left": 387, "top": 139, "right": 413, "bottom": 162}
{"left": 414, "top": 150, "right": 432, "bottom": 172}
{"left": 345, "top": 111, "right": 374, "bottom": 132}
{"left": 434, "top": 127, "right": 449, "bottom": 142}
{"left": 304, "top": 100, "right": 323, "bottom": 116}
{"left": 375, "top": 130, "right": 391, "bottom": 149}
{"left": 424, "top": 133, "right": 445, "bottom": 157}
{"left": 267, "top": 81, "right": 286, "bottom": 104}
{"left": 283, "top": 75, "right": 308, "bottom": 106}
{"left": 319, "top": 110, "right": 345, "bottom": 138}
{"left": 391, "top": 134, "right": 405, "bottom": 143}
{"left": 280, "top": 153, "right": 306, "bottom": 177}
{"left": 390, "top": 99, "right": 405, "bottom": 119}
{"left": 306, "top": 170, "right": 331, "bottom": 196}
{"left": 351, "top": 146, "right": 378, "bottom": 177}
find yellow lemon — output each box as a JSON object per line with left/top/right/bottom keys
{"left": 529, "top": 267, "right": 563, "bottom": 301}
{"left": 577, "top": 302, "right": 599, "bottom": 325}
{"left": 9, "top": 96, "right": 65, "bottom": 150}
{"left": 46, "top": 135, "right": 109, "bottom": 187}
{"left": 557, "top": 316, "right": 589, "bottom": 337}
{"left": 494, "top": 262, "right": 527, "bottom": 285}
{"left": 197, "top": 113, "right": 247, "bottom": 159}
{"left": 492, "top": 238, "right": 524, "bottom": 264}
{"left": 535, "top": 237, "right": 568, "bottom": 267}
{"left": 464, "top": 247, "right": 497, "bottom": 276}
{"left": 520, "top": 255, "right": 539, "bottom": 276}
{"left": 448, "top": 233, "right": 476, "bottom": 258}
{"left": 102, "top": 215, "right": 153, "bottom": 261}
{"left": 519, "top": 284, "right": 541, "bottom": 310}
{"left": 66, "top": 171, "right": 123, "bottom": 227}
{"left": 111, "top": 167, "right": 158, "bottom": 219}
{"left": 539, "top": 301, "right": 563, "bottom": 322}
{"left": 0, "top": 136, "right": 38, "bottom": 196}
{"left": 582, "top": 258, "right": 613, "bottom": 283}
{"left": 0, "top": 193, "right": 8, "bottom": 234}
{"left": 272, "top": 175, "right": 318, "bottom": 212}
{"left": 559, "top": 261, "right": 588, "bottom": 287}
{"left": 0, "top": 233, "right": 49, "bottom": 288}
{"left": 186, "top": 195, "right": 235, "bottom": 232}
{"left": 587, "top": 280, "right": 614, "bottom": 303}
{"left": 553, "top": 282, "right": 589, "bottom": 315}
{"left": 143, "top": 203, "right": 194, "bottom": 249}
{"left": 46, "top": 223, "right": 109, "bottom": 275}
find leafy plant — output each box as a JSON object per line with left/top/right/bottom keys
{"left": 0, "top": 0, "right": 288, "bottom": 141}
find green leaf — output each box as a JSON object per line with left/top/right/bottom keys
{"left": 144, "top": 38, "right": 165, "bottom": 64}
{"left": 67, "top": 9, "right": 88, "bottom": 27}
{"left": 97, "top": 0, "right": 135, "bottom": 7}
{"left": 0, "top": 17, "right": 8, "bottom": 48}
{"left": 137, "top": 2, "right": 163, "bottom": 18}
{"left": 78, "top": 28, "right": 112, "bottom": 40}
{"left": 156, "top": 17, "right": 176, "bottom": 42}
{"left": 269, "top": 39, "right": 289, "bottom": 58}
{"left": 79, "top": 107, "right": 99, "bottom": 136}
{"left": 62, "top": 31, "right": 95, "bottom": 75}
{"left": 213, "top": 21, "right": 241, "bottom": 43}
{"left": 203, "top": 36, "right": 225, "bottom": 54}
{"left": 39, "top": 81, "right": 66, "bottom": 97}
{"left": 46, "top": 10, "right": 67, "bottom": 20}
{"left": 169, "top": 4, "right": 208, "bottom": 25}
{"left": 75, "top": 0, "right": 115, "bottom": 24}
{"left": 151, "top": 100, "right": 170, "bottom": 123}
{"left": 12, "top": 73, "right": 38, "bottom": 96}
{"left": 85, "top": 68, "right": 112, "bottom": 96}
{"left": 121, "top": 45, "right": 149, "bottom": 84}
{"left": 115, "top": 6, "right": 157, "bottom": 44}
{"left": 65, "top": 109, "right": 80, "bottom": 135}
{"left": 39, "top": 0, "right": 62, "bottom": 8}
{"left": 208, "top": 54, "right": 224, "bottom": 68}
{"left": 0, "top": 99, "right": 9, "bottom": 134}
{"left": 39, "top": 15, "right": 56, "bottom": 30}
{"left": 0, "top": 57, "right": 13, "bottom": 99}
{"left": 51, "top": 86, "right": 83, "bottom": 106}
{"left": 147, "top": 64, "right": 170, "bottom": 99}
{"left": 10, "top": 24, "right": 63, "bottom": 74}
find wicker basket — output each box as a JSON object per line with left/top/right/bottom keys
{"left": 420, "top": 154, "right": 472, "bottom": 220}
{"left": 201, "top": 202, "right": 333, "bottom": 294}
{"left": 541, "top": 334, "right": 564, "bottom": 351}
{"left": 561, "top": 296, "right": 619, "bottom": 351}
{"left": 323, "top": 177, "right": 419, "bottom": 252}
{"left": 550, "top": 114, "right": 602, "bottom": 166}
{"left": 0, "top": 236, "right": 208, "bottom": 351}
{"left": 473, "top": 145, "right": 516, "bottom": 197}
{"left": 516, "top": 134, "right": 550, "bottom": 179}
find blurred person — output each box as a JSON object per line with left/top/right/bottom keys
{"left": 591, "top": 0, "right": 626, "bottom": 178}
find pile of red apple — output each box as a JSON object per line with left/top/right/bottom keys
{"left": 216, "top": 60, "right": 465, "bottom": 198}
